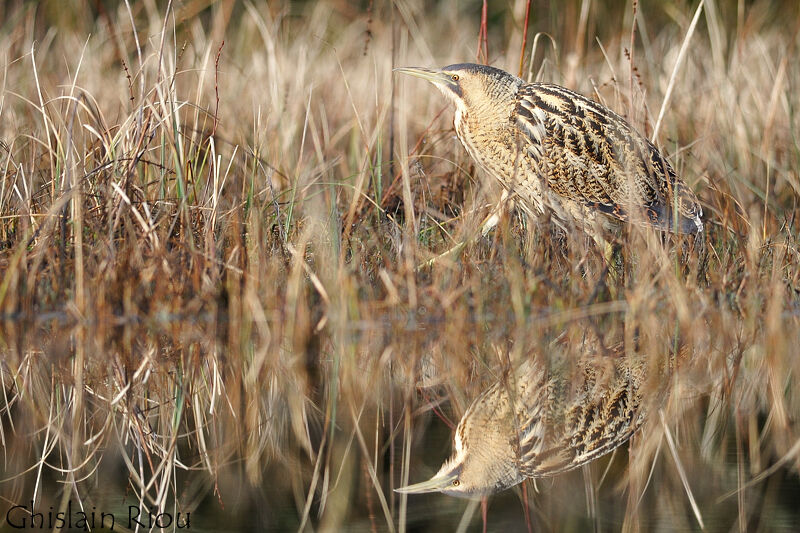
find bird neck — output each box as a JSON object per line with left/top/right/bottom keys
{"left": 453, "top": 94, "right": 519, "bottom": 183}
{"left": 455, "top": 96, "right": 515, "bottom": 132}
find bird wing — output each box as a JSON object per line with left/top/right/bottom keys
{"left": 516, "top": 353, "right": 649, "bottom": 478}
{"left": 514, "top": 83, "right": 703, "bottom": 233}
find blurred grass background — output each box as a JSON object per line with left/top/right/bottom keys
{"left": 1, "top": 0, "right": 799, "bottom": 531}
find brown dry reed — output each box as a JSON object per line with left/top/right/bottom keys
{"left": 1, "top": 0, "right": 799, "bottom": 531}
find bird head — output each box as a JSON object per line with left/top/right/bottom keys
{"left": 395, "top": 397, "right": 523, "bottom": 499}
{"left": 394, "top": 63, "right": 523, "bottom": 119}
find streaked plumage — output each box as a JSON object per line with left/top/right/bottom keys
{"left": 396, "top": 64, "right": 703, "bottom": 236}
{"left": 397, "top": 344, "right": 675, "bottom": 498}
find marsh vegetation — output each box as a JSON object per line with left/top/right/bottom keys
{"left": 1, "top": 0, "right": 799, "bottom": 530}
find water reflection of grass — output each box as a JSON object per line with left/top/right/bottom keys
{"left": 1, "top": 0, "right": 799, "bottom": 530}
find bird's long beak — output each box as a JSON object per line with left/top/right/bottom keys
{"left": 394, "top": 67, "right": 461, "bottom": 100}
{"left": 394, "top": 67, "right": 458, "bottom": 91}
{"left": 394, "top": 470, "right": 458, "bottom": 494}
{"left": 394, "top": 66, "right": 445, "bottom": 84}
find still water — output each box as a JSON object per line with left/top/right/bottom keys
{"left": 1, "top": 315, "right": 799, "bottom": 532}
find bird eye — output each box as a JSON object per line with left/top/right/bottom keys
{"left": 451, "top": 74, "right": 459, "bottom": 81}
{"left": 452, "top": 479, "right": 460, "bottom": 487}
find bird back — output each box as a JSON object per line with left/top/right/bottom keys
{"left": 513, "top": 83, "right": 703, "bottom": 233}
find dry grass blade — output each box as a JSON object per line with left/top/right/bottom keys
{"left": 660, "top": 410, "right": 705, "bottom": 530}
{"left": 0, "top": 0, "right": 798, "bottom": 531}
{"left": 651, "top": 0, "right": 705, "bottom": 141}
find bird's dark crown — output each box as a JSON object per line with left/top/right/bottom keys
{"left": 441, "top": 63, "right": 515, "bottom": 81}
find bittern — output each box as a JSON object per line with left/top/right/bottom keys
{"left": 397, "top": 344, "right": 673, "bottom": 497}
{"left": 395, "top": 64, "right": 703, "bottom": 239}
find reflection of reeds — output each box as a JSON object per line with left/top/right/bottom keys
{"left": 0, "top": 0, "right": 798, "bottom": 530}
